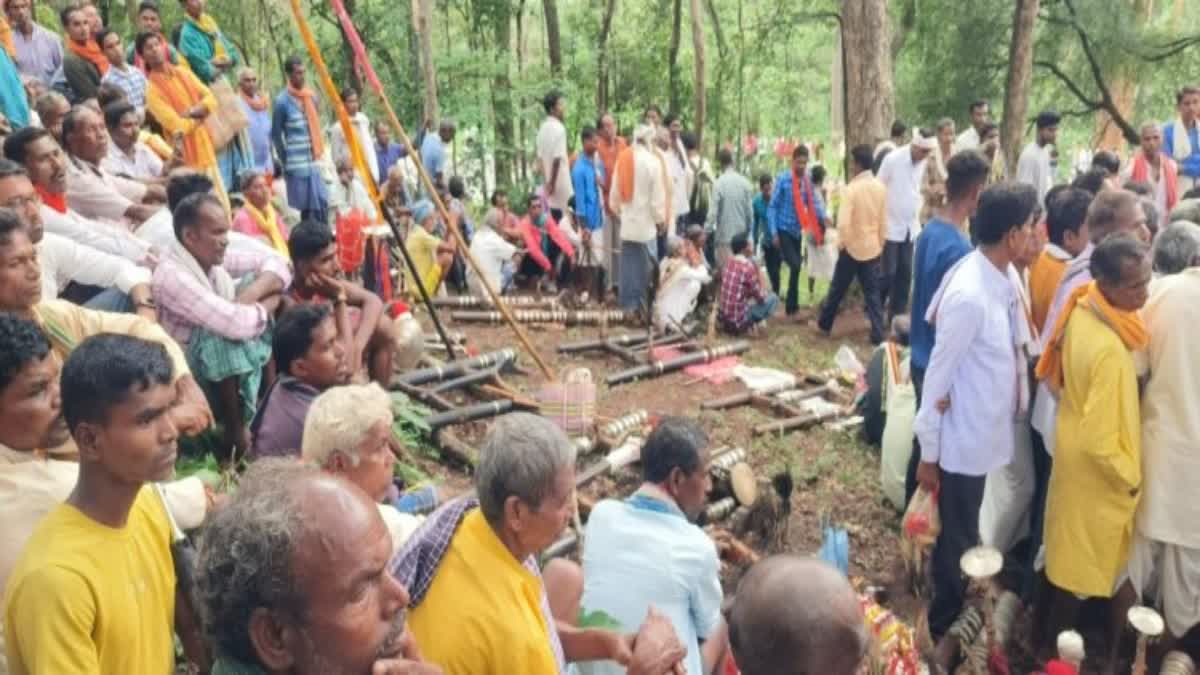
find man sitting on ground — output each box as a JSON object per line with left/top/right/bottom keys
{"left": 0, "top": 211, "right": 212, "bottom": 452}
{"left": 196, "top": 459, "right": 439, "bottom": 674}
{"left": 726, "top": 556, "right": 867, "bottom": 675}
{"left": 517, "top": 193, "right": 576, "bottom": 293}
{"left": 573, "top": 417, "right": 728, "bottom": 675}
{"left": 0, "top": 159, "right": 154, "bottom": 315}
{"left": 249, "top": 304, "right": 350, "bottom": 460}
{"left": 3, "top": 334, "right": 182, "bottom": 674}
{"left": 398, "top": 413, "right": 685, "bottom": 674}
{"left": 6, "top": 125, "right": 155, "bottom": 264}
{"left": 101, "top": 99, "right": 165, "bottom": 183}
{"left": 61, "top": 104, "right": 164, "bottom": 226}
{"left": 302, "top": 383, "right": 430, "bottom": 551}
{"left": 718, "top": 231, "right": 778, "bottom": 335}
{"left": 288, "top": 219, "right": 396, "bottom": 386}
{"left": 329, "top": 158, "right": 378, "bottom": 221}
{"left": 467, "top": 207, "right": 523, "bottom": 296}
{"left": 153, "top": 192, "right": 290, "bottom": 460}
{"left": 654, "top": 227, "right": 710, "bottom": 332}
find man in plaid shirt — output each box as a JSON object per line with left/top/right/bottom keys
{"left": 718, "top": 231, "right": 778, "bottom": 334}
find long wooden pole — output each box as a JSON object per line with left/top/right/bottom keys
{"left": 315, "top": 0, "right": 556, "bottom": 380}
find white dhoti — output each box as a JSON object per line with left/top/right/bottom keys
{"left": 1122, "top": 534, "right": 1200, "bottom": 637}
{"left": 979, "top": 417, "right": 1036, "bottom": 554}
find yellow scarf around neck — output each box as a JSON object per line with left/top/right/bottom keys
{"left": 1034, "top": 280, "right": 1148, "bottom": 394}
{"left": 189, "top": 13, "right": 228, "bottom": 60}
{"left": 244, "top": 201, "right": 288, "bottom": 256}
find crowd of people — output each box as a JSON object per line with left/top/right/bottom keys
{"left": 0, "top": 0, "right": 1198, "bottom": 672}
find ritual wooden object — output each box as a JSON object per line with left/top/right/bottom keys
{"left": 1128, "top": 606, "right": 1165, "bottom": 675}
{"left": 605, "top": 341, "right": 751, "bottom": 386}
{"left": 594, "top": 410, "right": 649, "bottom": 449}
{"left": 752, "top": 407, "right": 844, "bottom": 437}
{"left": 575, "top": 436, "right": 644, "bottom": 489}
{"left": 428, "top": 366, "right": 502, "bottom": 394}
{"left": 1161, "top": 651, "right": 1197, "bottom": 675}
{"left": 432, "top": 295, "right": 561, "bottom": 309}
{"left": 394, "top": 349, "right": 517, "bottom": 387}
{"left": 450, "top": 309, "right": 633, "bottom": 326}
{"left": 424, "top": 399, "right": 514, "bottom": 430}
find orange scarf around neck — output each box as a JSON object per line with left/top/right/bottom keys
{"left": 67, "top": 38, "right": 109, "bottom": 76}
{"left": 1034, "top": 280, "right": 1148, "bottom": 394}
{"left": 287, "top": 84, "right": 324, "bottom": 159}
{"left": 790, "top": 169, "right": 821, "bottom": 245}
{"left": 35, "top": 185, "right": 67, "bottom": 213}
{"left": 241, "top": 91, "right": 269, "bottom": 112}
{"left": 615, "top": 146, "right": 635, "bottom": 204}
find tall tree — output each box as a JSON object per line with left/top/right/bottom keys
{"left": 689, "top": 0, "right": 705, "bottom": 146}
{"left": 668, "top": 0, "right": 683, "bottom": 114}
{"left": 491, "top": 0, "right": 516, "bottom": 188}
{"left": 412, "top": 0, "right": 440, "bottom": 126}
{"left": 1001, "top": 0, "right": 1039, "bottom": 177}
{"left": 543, "top": 0, "right": 563, "bottom": 75}
{"left": 841, "top": 0, "right": 895, "bottom": 153}
{"left": 596, "top": 0, "right": 618, "bottom": 112}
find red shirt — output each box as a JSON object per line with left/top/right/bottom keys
{"left": 718, "top": 255, "right": 765, "bottom": 332}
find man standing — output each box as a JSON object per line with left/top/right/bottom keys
{"left": 663, "top": 114, "right": 692, "bottom": 232}
{"left": 955, "top": 100, "right": 990, "bottom": 151}
{"left": 237, "top": 67, "right": 272, "bottom": 175}
{"left": 3, "top": 334, "right": 181, "bottom": 674}
{"left": 1017, "top": 110, "right": 1061, "bottom": 205}
{"left": 1164, "top": 86, "right": 1200, "bottom": 193}
{"left": 374, "top": 119, "right": 408, "bottom": 186}
{"left": 596, "top": 112, "right": 627, "bottom": 281}
{"left": 421, "top": 119, "right": 455, "bottom": 192}
{"left": 752, "top": 174, "right": 780, "bottom": 294}
{"left": 1124, "top": 122, "right": 1179, "bottom": 230}
{"left": 609, "top": 125, "right": 668, "bottom": 312}
{"left": 537, "top": 90, "right": 573, "bottom": 222}
{"left": 571, "top": 126, "right": 605, "bottom": 271}
{"left": 818, "top": 144, "right": 886, "bottom": 343}
{"left": 6, "top": 0, "right": 62, "bottom": 85}
{"left": 768, "top": 145, "right": 827, "bottom": 315}
{"left": 126, "top": 1, "right": 185, "bottom": 71}
{"left": 913, "top": 182, "right": 1038, "bottom": 643}
{"left": 328, "top": 87, "right": 379, "bottom": 185}
{"left": 272, "top": 56, "right": 329, "bottom": 224}
{"left": 59, "top": 4, "right": 106, "bottom": 103}
{"left": 877, "top": 131, "right": 934, "bottom": 321}
{"left": 707, "top": 147, "right": 754, "bottom": 270}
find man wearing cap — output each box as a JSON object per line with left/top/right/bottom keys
{"left": 877, "top": 130, "right": 934, "bottom": 321}
{"left": 1018, "top": 111, "right": 1061, "bottom": 205}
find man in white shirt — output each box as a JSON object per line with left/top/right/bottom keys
{"left": 537, "top": 90, "right": 573, "bottom": 222}
{"left": 609, "top": 125, "right": 669, "bottom": 312}
{"left": 654, "top": 228, "right": 711, "bottom": 332}
{"left": 101, "top": 99, "right": 165, "bottom": 183}
{"left": 61, "top": 105, "right": 164, "bottom": 226}
{"left": 329, "top": 159, "right": 380, "bottom": 222}
{"left": 877, "top": 131, "right": 933, "bottom": 321}
{"left": 468, "top": 209, "right": 521, "bottom": 296}
{"left": 328, "top": 87, "right": 380, "bottom": 185}
{"left": 0, "top": 159, "right": 154, "bottom": 316}
{"left": 955, "top": 100, "right": 990, "bottom": 151}
{"left": 1016, "top": 110, "right": 1061, "bottom": 206}
{"left": 664, "top": 114, "right": 694, "bottom": 234}
{"left": 913, "top": 182, "right": 1038, "bottom": 645}
{"left": 1121, "top": 222, "right": 1200, "bottom": 656}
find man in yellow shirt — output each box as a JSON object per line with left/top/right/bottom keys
{"left": 404, "top": 199, "right": 455, "bottom": 299}
{"left": 3, "top": 334, "right": 182, "bottom": 674}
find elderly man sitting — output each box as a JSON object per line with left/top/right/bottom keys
{"left": 396, "top": 413, "right": 687, "bottom": 675}
{"left": 61, "top": 104, "right": 164, "bottom": 225}
{"left": 727, "top": 556, "right": 867, "bottom": 675}
{"left": 196, "top": 459, "right": 438, "bottom": 674}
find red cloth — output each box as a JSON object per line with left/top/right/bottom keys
{"left": 518, "top": 214, "right": 575, "bottom": 272}
{"left": 1044, "top": 660, "right": 1078, "bottom": 675}
{"left": 35, "top": 185, "right": 67, "bottom": 213}
{"left": 790, "top": 168, "right": 823, "bottom": 245}
{"left": 1129, "top": 152, "right": 1179, "bottom": 216}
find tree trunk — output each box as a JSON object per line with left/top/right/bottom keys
{"left": 542, "top": 0, "right": 563, "bottom": 76}
{"left": 1093, "top": 0, "right": 1153, "bottom": 151}
{"left": 412, "top": 0, "right": 439, "bottom": 127}
{"left": 596, "top": 0, "right": 618, "bottom": 112}
{"left": 491, "top": 1, "right": 515, "bottom": 189}
{"left": 689, "top": 0, "right": 705, "bottom": 147}
{"left": 841, "top": 0, "right": 895, "bottom": 155}
{"left": 668, "top": 0, "right": 682, "bottom": 114}
{"left": 516, "top": 0, "right": 529, "bottom": 184}
{"left": 126, "top": 0, "right": 139, "bottom": 33}
{"left": 1001, "top": 0, "right": 1039, "bottom": 177}
{"left": 735, "top": 0, "right": 744, "bottom": 165}
{"left": 830, "top": 27, "right": 845, "bottom": 163}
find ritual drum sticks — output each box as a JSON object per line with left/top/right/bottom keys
{"left": 395, "top": 349, "right": 517, "bottom": 387}
{"left": 606, "top": 341, "right": 751, "bottom": 386}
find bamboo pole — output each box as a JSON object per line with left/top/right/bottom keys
{"left": 606, "top": 341, "right": 751, "bottom": 386}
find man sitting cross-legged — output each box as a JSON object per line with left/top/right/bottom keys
{"left": 0, "top": 315, "right": 215, "bottom": 672}
{"left": 248, "top": 304, "right": 351, "bottom": 460}
{"left": 196, "top": 459, "right": 441, "bottom": 675}
{"left": 302, "top": 383, "right": 435, "bottom": 552}
{"left": 0, "top": 210, "right": 212, "bottom": 455}
{"left": 61, "top": 104, "right": 165, "bottom": 226}
{"left": 3, "top": 334, "right": 183, "bottom": 674}
{"left": 287, "top": 219, "right": 396, "bottom": 386}
{"left": 0, "top": 158, "right": 155, "bottom": 315}
{"left": 565, "top": 417, "right": 729, "bottom": 675}
{"left": 153, "top": 191, "right": 292, "bottom": 461}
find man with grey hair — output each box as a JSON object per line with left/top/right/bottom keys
{"left": 726, "top": 555, "right": 867, "bottom": 675}
{"left": 397, "top": 413, "right": 685, "bottom": 674}
{"left": 1152, "top": 220, "right": 1200, "bottom": 275}
{"left": 196, "top": 459, "right": 438, "bottom": 674}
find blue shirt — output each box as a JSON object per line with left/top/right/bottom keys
{"left": 241, "top": 101, "right": 272, "bottom": 173}
{"left": 752, "top": 193, "right": 770, "bottom": 247}
{"left": 910, "top": 217, "right": 972, "bottom": 371}
{"left": 571, "top": 153, "right": 605, "bottom": 231}
{"left": 420, "top": 133, "right": 445, "bottom": 181}
{"left": 1163, "top": 122, "right": 1200, "bottom": 179}
{"left": 766, "top": 169, "right": 826, "bottom": 239}
{"left": 578, "top": 495, "right": 722, "bottom": 675}
{"left": 376, "top": 141, "right": 407, "bottom": 182}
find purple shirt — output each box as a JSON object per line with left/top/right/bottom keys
{"left": 11, "top": 23, "right": 62, "bottom": 85}
{"left": 248, "top": 376, "right": 320, "bottom": 459}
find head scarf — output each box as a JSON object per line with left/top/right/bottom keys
{"left": 411, "top": 199, "right": 434, "bottom": 225}
{"left": 911, "top": 133, "right": 937, "bottom": 151}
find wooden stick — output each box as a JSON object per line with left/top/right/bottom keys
{"left": 425, "top": 400, "right": 513, "bottom": 430}
{"left": 752, "top": 409, "right": 843, "bottom": 437}
{"left": 392, "top": 380, "right": 453, "bottom": 411}
{"left": 606, "top": 341, "right": 751, "bottom": 386}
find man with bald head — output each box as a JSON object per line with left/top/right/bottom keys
{"left": 196, "top": 458, "right": 439, "bottom": 674}
{"left": 727, "top": 556, "right": 867, "bottom": 675}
